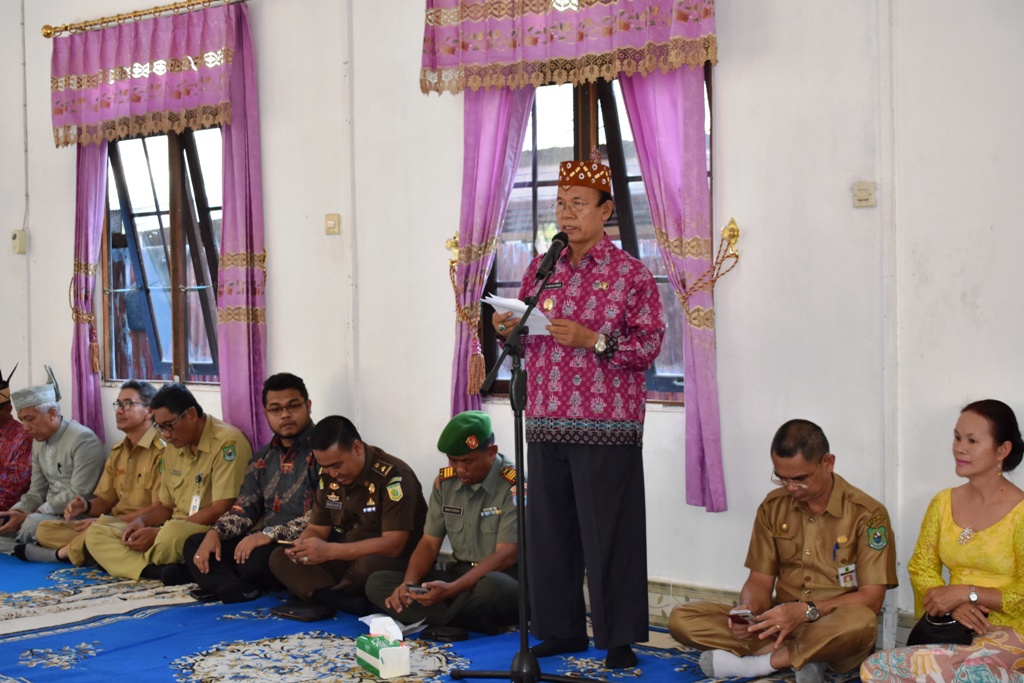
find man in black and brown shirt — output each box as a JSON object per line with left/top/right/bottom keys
{"left": 269, "top": 414, "right": 427, "bottom": 618}
{"left": 184, "top": 373, "right": 317, "bottom": 603}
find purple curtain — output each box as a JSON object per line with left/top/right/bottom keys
{"left": 620, "top": 67, "right": 726, "bottom": 511}
{"left": 217, "top": 5, "right": 269, "bottom": 447}
{"left": 421, "top": 0, "right": 716, "bottom": 94}
{"left": 51, "top": 4, "right": 267, "bottom": 447}
{"left": 70, "top": 142, "right": 109, "bottom": 441}
{"left": 50, "top": 5, "right": 237, "bottom": 148}
{"left": 450, "top": 86, "right": 535, "bottom": 414}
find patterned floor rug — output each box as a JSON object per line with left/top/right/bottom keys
{"left": 0, "top": 556, "right": 858, "bottom": 682}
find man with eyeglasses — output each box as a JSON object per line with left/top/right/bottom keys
{"left": 182, "top": 373, "right": 318, "bottom": 603}
{"left": 20, "top": 380, "right": 165, "bottom": 564}
{"left": 0, "top": 365, "right": 32, "bottom": 516}
{"left": 669, "top": 419, "right": 898, "bottom": 683}
{"left": 0, "top": 367, "right": 105, "bottom": 555}
{"left": 87, "top": 383, "right": 252, "bottom": 584}
{"left": 490, "top": 152, "right": 665, "bottom": 669}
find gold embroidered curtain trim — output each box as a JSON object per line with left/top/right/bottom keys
{"left": 683, "top": 302, "right": 714, "bottom": 330}
{"left": 426, "top": 0, "right": 620, "bottom": 26}
{"left": 221, "top": 249, "right": 267, "bottom": 270}
{"left": 654, "top": 227, "right": 711, "bottom": 259}
{"left": 422, "top": 35, "right": 716, "bottom": 94}
{"left": 218, "top": 306, "right": 265, "bottom": 324}
{"left": 52, "top": 49, "right": 234, "bottom": 92}
{"left": 452, "top": 237, "right": 498, "bottom": 265}
{"left": 72, "top": 260, "right": 99, "bottom": 276}
{"left": 54, "top": 104, "right": 231, "bottom": 148}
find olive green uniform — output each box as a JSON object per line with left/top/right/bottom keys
{"left": 35, "top": 427, "right": 165, "bottom": 566}
{"left": 269, "top": 445, "right": 426, "bottom": 598}
{"left": 87, "top": 416, "right": 251, "bottom": 579}
{"left": 670, "top": 474, "right": 898, "bottom": 673}
{"left": 366, "top": 454, "right": 519, "bottom": 625}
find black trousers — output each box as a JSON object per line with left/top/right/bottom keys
{"left": 526, "top": 441, "right": 649, "bottom": 650}
{"left": 183, "top": 532, "right": 283, "bottom": 595}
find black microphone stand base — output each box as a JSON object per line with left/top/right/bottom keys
{"left": 451, "top": 647, "right": 598, "bottom": 683}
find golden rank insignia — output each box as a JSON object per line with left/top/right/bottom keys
{"left": 329, "top": 481, "right": 340, "bottom": 490}
{"left": 838, "top": 535, "right": 848, "bottom": 544}
{"left": 367, "top": 483, "right": 375, "bottom": 494}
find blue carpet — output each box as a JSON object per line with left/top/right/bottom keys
{"left": 0, "top": 555, "right": 856, "bottom": 682}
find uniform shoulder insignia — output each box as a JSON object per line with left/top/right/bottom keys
{"left": 867, "top": 512, "right": 888, "bottom": 528}
{"left": 439, "top": 466, "right": 456, "bottom": 481}
{"left": 500, "top": 466, "right": 517, "bottom": 485}
{"left": 372, "top": 460, "right": 393, "bottom": 477}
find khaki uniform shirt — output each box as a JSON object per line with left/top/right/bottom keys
{"left": 94, "top": 427, "right": 166, "bottom": 516}
{"left": 158, "top": 416, "right": 252, "bottom": 517}
{"left": 309, "top": 445, "right": 427, "bottom": 558}
{"left": 425, "top": 453, "right": 517, "bottom": 564}
{"left": 745, "top": 473, "right": 898, "bottom": 603}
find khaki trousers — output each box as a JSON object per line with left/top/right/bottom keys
{"left": 36, "top": 518, "right": 94, "bottom": 566}
{"left": 86, "top": 518, "right": 210, "bottom": 580}
{"left": 669, "top": 601, "right": 878, "bottom": 673}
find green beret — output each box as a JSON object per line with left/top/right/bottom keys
{"left": 437, "top": 411, "right": 493, "bottom": 457}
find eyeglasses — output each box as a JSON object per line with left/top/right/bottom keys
{"left": 265, "top": 400, "right": 306, "bottom": 416}
{"left": 554, "top": 199, "right": 594, "bottom": 214}
{"left": 112, "top": 400, "right": 148, "bottom": 411}
{"left": 770, "top": 460, "right": 823, "bottom": 490}
{"left": 154, "top": 410, "right": 188, "bottom": 434}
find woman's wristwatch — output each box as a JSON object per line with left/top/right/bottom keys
{"left": 968, "top": 585, "right": 979, "bottom": 604}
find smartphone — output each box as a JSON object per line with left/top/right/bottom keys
{"left": 405, "top": 584, "right": 429, "bottom": 595}
{"left": 728, "top": 608, "right": 756, "bottom": 624}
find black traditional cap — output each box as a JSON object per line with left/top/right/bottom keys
{"left": 437, "top": 411, "right": 493, "bottom": 457}
{"left": 0, "top": 363, "right": 17, "bottom": 405}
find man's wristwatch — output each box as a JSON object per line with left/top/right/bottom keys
{"left": 968, "top": 585, "right": 979, "bottom": 604}
{"left": 593, "top": 333, "right": 607, "bottom": 355}
{"left": 805, "top": 601, "right": 820, "bottom": 622}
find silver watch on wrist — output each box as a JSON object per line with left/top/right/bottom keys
{"left": 968, "top": 585, "right": 979, "bottom": 604}
{"left": 805, "top": 601, "right": 820, "bottom": 622}
{"left": 593, "top": 333, "right": 607, "bottom": 354}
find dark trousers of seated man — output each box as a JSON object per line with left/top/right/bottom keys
{"left": 365, "top": 562, "right": 520, "bottom": 629}
{"left": 670, "top": 601, "right": 878, "bottom": 673}
{"left": 268, "top": 544, "right": 407, "bottom": 612}
{"left": 182, "top": 533, "right": 282, "bottom": 602}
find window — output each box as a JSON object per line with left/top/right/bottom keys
{"left": 101, "top": 128, "right": 223, "bottom": 383}
{"left": 484, "top": 77, "right": 712, "bottom": 402}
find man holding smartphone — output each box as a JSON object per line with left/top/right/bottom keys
{"left": 184, "top": 373, "right": 317, "bottom": 603}
{"left": 366, "top": 411, "right": 519, "bottom": 636}
{"left": 670, "top": 420, "right": 898, "bottom": 683}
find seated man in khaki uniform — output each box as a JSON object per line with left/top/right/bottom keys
{"left": 366, "top": 411, "right": 519, "bottom": 635}
{"left": 87, "top": 383, "right": 251, "bottom": 584}
{"left": 670, "top": 419, "right": 898, "bottom": 683}
{"left": 24, "top": 380, "right": 164, "bottom": 564}
{"left": 269, "top": 415, "right": 427, "bottom": 619}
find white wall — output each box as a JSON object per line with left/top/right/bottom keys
{"left": 5, "top": 0, "right": 1024, "bottom": 614}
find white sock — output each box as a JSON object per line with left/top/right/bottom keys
{"left": 711, "top": 650, "right": 777, "bottom": 678}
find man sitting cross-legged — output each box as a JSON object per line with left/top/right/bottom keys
{"left": 87, "top": 383, "right": 251, "bottom": 584}
{"left": 184, "top": 373, "right": 318, "bottom": 603}
{"left": 23, "top": 380, "right": 164, "bottom": 565}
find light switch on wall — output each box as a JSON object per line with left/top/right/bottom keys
{"left": 325, "top": 213, "right": 341, "bottom": 235}
{"left": 852, "top": 181, "right": 876, "bottom": 208}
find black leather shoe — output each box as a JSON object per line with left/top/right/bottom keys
{"left": 189, "top": 587, "right": 218, "bottom": 602}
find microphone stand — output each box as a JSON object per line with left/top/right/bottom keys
{"left": 453, "top": 267, "right": 600, "bottom": 683}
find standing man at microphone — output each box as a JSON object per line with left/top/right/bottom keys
{"left": 492, "top": 150, "right": 665, "bottom": 669}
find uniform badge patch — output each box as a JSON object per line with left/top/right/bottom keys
{"left": 466, "top": 435, "right": 479, "bottom": 449}
{"left": 443, "top": 505, "right": 463, "bottom": 515}
{"left": 387, "top": 482, "right": 403, "bottom": 502}
{"left": 867, "top": 526, "right": 889, "bottom": 550}
{"left": 222, "top": 444, "right": 237, "bottom": 462}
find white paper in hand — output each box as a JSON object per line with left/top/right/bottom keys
{"left": 482, "top": 294, "right": 551, "bottom": 336}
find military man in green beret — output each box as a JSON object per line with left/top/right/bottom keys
{"left": 366, "top": 411, "right": 519, "bottom": 635}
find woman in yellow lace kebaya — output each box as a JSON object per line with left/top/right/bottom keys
{"left": 861, "top": 399, "right": 1024, "bottom": 682}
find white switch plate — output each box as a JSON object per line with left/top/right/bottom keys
{"left": 325, "top": 213, "right": 341, "bottom": 235}
{"left": 852, "top": 181, "right": 876, "bottom": 208}
{"left": 11, "top": 229, "right": 27, "bottom": 254}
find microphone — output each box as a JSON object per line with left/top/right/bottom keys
{"left": 534, "top": 232, "right": 568, "bottom": 280}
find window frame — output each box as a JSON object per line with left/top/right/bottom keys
{"left": 101, "top": 128, "right": 222, "bottom": 383}
{"left": 483, "top": 75, "right": 711, "bottom": 402}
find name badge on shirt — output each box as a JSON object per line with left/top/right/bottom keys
{"left": 838, "top": 563, "right": 858, "bottom": 588}
{"left": 326, "top": 492, "right": 343, "bottom": 510}
{"left": 189, "top": 494, "right": 201, "bottom": 516}
{"left": 443, "top": 505, "right": 463, "bottom": 516}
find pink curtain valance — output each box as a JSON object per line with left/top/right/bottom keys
{"left": 420, "top": 0, "right": 717, "bottom": 95}
{"left": 50, "top": 5, "right": 238, "bottom": 148}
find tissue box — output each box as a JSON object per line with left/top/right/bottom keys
{"left": 356, "top": 634, "right": 410, "bottom": 679}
